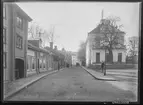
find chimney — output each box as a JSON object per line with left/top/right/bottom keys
{"left": 54, "top": 46, "right": 57, "bottom": 50}
{"left": 50, "top": 42, "right": 53, "bottom": 49}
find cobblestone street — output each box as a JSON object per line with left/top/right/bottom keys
{"left": 8, "top": 67, "right": 136, "bottom": 102}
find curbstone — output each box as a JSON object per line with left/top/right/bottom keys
{"left": 4, "top": 69, "right": 64, "bottom": 100}
{"left": 81, "top": 66, "right": 117, "bottom": 81}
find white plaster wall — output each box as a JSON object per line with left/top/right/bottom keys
{"left": 113, "top": 49, "right": 126, "bottom": 62}
{"left": 90, "top": 49, "right": 126, "bottom": 63}
{"left": 113, "top": 50, "right": 118, "bottom": 62}
{"left": 86, "top": 41, "right": 90, "bottom": 66}
{"left": 91, "top": 49, "right": 105, "bottom": 63}
{"left": 27, "top": 49, "right": 35, "bottom": 56}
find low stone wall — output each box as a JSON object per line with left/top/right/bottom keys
{"left": 88, "top": 64, "right": 138, "bottom": 70}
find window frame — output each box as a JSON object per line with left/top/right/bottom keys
{"left": 3, "top": 28, "right": 6, "bottom": 44}
{"left": 118, "top": 53, "right": 122, "bottom": 62}
{"left": 16, "top": 14, "right": 23, "bottom": 30}
{"left": 32, "top": 57, "right": 35, "bottom": 69}
{"left": 3, "top": 4, "right": 6, "bottom": 19}
{"left": 3, "top": 52, "right": 7, "bottom": 68}
{"left": 16, "top": 34, "right": 23, "bottom": 49}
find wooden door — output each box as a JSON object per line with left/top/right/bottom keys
{"left": 96, "top": 53, "right": 100, "bottom": 63}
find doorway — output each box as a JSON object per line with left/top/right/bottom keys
{"left": 15, "top": 58, "right": 24, "bottom": 79}
{"left": 106, "top": 53, "right": 110, "bottom": 63}
{"left": 118, "top": 53, "right": 122, "bottom": 63}
{"left": 96, "top": 53, "right": 100, "bottom": 63}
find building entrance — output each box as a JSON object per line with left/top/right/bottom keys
{"left": 15, "top": 58, "right": 24, "bottom": 79}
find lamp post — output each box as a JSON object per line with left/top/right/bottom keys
{"left": 104, "top": 46, "right": 107, "bottom": 75}
{"left": 104, "top": 42, "right": 108, "bottom": 76}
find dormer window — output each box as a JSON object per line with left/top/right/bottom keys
{"left": 16, "top": 14, "right": 23, "bottom": 30}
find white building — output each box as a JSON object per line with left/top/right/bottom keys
{"left": 71, "top": 52, "right": 80, "bottom": 65}
{"left": 86, "top": 19, "right": 126, "bottom": 67}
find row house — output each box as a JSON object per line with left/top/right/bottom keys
{"left": 44, "top": 42, "right": 65, "bottom": 70}
{"left": 3, "top": 2, "right": 67, "bottom": 82}
{"left": 26, "top": 40, "right": 54, "bottom": 77}
{"left": 3, "top": 3, "right": 32, "bottom": 82}
{"left": 59, "top": 48, "right": 72, "bottom": 67}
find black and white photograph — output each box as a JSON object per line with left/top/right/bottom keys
{"left": 3, "top": 1, "right": 140, "bottom": 103}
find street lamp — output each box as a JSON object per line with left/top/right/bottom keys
{"left": 104, "top": 42, "right": 109, "bottom": 76}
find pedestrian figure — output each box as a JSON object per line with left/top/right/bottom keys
{"left": 101, "top": 61, "right": 105, "bottom": 73}
{"left": 58, "top": 62, "right": 60, "bottom": 71}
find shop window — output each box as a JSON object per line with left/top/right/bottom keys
{"left": 44, "top": 64, "right": 45, "bottom": 68}
{"left": 32, "top": 63, "right": 34, "bottom": 69}
{"left": 32, "top": 57, "right": 35, "bottom": 69}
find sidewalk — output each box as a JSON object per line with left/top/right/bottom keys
{"left": 82, "top": 66, "right": 117, "bottom": 81}
{"left": 4, "top": 68, "right": 64, "bottom": 100}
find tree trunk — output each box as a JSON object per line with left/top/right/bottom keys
{"left": 108, "top": 49, "right": 113, "bottom": 63}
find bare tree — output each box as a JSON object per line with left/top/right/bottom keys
{"left": 48, "top": 25, "right": 56, "bottom": 43}
{"left": 94, "top": 16, "right": 126, "bottom": 63}
{"left": 28, "top": 21, "right": 44, "bottom": 39}
{"left": 28, "top": 22, "right": 59, "bottom": 47}
{"left": 127, "top": 36, "right": 138, "bottom": 56}
{"left": 77, "top": 41, "right": 86, "bottom": 65}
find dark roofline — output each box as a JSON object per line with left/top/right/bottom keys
{"left": 28, "top": 43, "right": 50, "bottom": 54}
{"left": 14, "top": 3, "right": 32, "bottom": 21}
{"left": 88, "top": 23, "right": 125, "bottom": 35}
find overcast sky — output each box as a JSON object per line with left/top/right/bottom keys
{"left": 16, "top": 2, "right": 140, "bottom": 52}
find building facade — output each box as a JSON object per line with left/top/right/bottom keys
{"left": 27, "top": 40, "right": 54, "bottom": 77}
{"left": 128, "top": 36, "right": 139, "bottom": 56}
{"left": 86, "top": 19, "right": 126, "bottom": 67}
{"left": 71, "top": 52, "right": 80, "bottom": 66}
{"left": 3, "top": 3, "right": 32, "bottom": 82}
{"left": 3, "top": 3, "right": 67, "bottom": 83}
{"left": 3, "top": 3, "right": 8, "bottom": 83}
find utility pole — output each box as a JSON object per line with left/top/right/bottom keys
{"left": 101, "top": 9, "right": 104, "bottom": 20}
{"left": 104, "top": 46, "right": 106, "bottom": 76}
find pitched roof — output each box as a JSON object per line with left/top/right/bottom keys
{"left": 13, "top": 3, "right": 32, "bottom": 21}
{"left": 88, "top": 25, "right": 101, "bottom": 34}
{"left": 44, "top": 46, "right": 65, "bottom": 59}
{"left": 88, "top": 23, "right": 125, "bottom": 35}
{"left": 28, "top": 40, "right": 40, "bottom": 48}
{"left": 28, "top": 42, "right": 50, "bottom": 54}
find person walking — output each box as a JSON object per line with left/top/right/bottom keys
{"left": 58, "top": 62, "right": 60, "bottom": 71}
{"left": 101, "top": 61, "right": 105, "bottom": 73}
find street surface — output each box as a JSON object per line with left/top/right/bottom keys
{"left": 8, "top": 67, "right": 136, "bottom": 101}
{"left": 106, "top": 69, "right": 138, "bottom": 100}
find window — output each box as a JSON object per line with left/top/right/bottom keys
{"left": 33, "top": 63, "right": 34, "bottom": 69}
{"left": 16, "top": 14, "right": 23, "bottom": 30}
{"left": 118, "top": 53, "right": 122, "bottom": 63}
{"left": 16, "top": 34, "right": 23, "bottom": 49}
{"left": 43, "top": 60, "right": 46, "bottom": 68}
{"left": 32, "top": 58, "right": 35, "bottom": 69}
{"left": 40, "top": 59, "right": 42, "bottom": 68}
{"left": 3, "top": 52, "right": 7, "bottom": 68}
{"left": 27, "top": 62, "right": 29, "bottom": 69}
{"left": 3, "top": 4, "right": 6, "bottom": 19}
{"left": 3, "top": 28, "right": 6, "bottom": 44}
